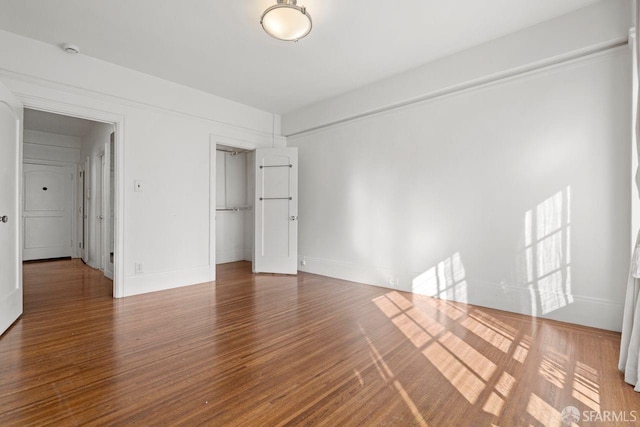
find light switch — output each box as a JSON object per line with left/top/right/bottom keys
{"left": 134, "top": 180, "right": 143, "bottom": 192}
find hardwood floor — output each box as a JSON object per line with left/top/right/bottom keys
{"left": 1, "top": 259, "right": 639, "bottom": 426}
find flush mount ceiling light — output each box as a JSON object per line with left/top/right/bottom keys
{"left": 260, "top": 0, "right": 312, "bottom": 42}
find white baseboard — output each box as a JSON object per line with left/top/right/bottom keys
{"left": 216, "top": 249, "right": 246, "bottom": 265}
{"left": 123, "top": 265, "right": 211, "bottom": 297}
{"left": 461, "top": 283, "right": 624, "bottom": 332}
{"left": 298, "top": 255, "right": 624, "bottom": 332}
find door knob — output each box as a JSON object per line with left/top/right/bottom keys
{"left": 290, "top": 216, "right": 298, "bottom": 221}
{"left": 1, "top": 215, "right": 8, "bottom": 223}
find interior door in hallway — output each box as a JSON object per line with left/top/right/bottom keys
{"left": 254, "top": 147, "right": 298, "bottom": 274}
{"left": 96, "top": 151, "right": 105, "bottom": 270}
{"left": 104, "top": 136, "right": 114, "bottom": 279}
{"left": 23, "top": 163, "right": 73, "bottom": 261}
{"left": 81, "top": 157, "right": 89, "bottom": 263}
{"left": 0, "top": 79, "right": 23, "bottom": 336}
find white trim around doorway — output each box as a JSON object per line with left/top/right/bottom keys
{"left": 18, "top": 95, "right": 125, "bottom": 298}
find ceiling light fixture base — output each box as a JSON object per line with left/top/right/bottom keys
{"left": 261, "top": 0, "right": 312, "bottom": 42}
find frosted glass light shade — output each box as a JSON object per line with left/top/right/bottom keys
{"left": 261, "top": 0, "right": 312, "bottom": 42}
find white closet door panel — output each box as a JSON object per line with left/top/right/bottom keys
{"left": 262, "top": 200, "right": 290, "bottom": 258}
{"left": 24, "top": 170, "right": 64, "bottom": 211}
{"left": 23, "top": 163, "right": 73, "bottom": 260}
{"left": 254, "top": 147, "right": 298, "bottom": 274}
{"left": 24, "top": 216, "right": 67, "bottom": 248}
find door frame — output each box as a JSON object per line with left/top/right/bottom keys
{"left": 80, "top": 157, "right": 90, "bottom": 262}
{"left": 19, "top": 96, "right": 125, "bottom": 298}
{"left": 103, "top": 134, "right": 115, "bottom": 280}
{"left": 209, "top": 135, "right": 256, "bottom": 282}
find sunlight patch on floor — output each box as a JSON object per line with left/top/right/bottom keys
{"left": 526, "top": 393, "right": 563, "bottom": 427}
{"left": 371, "top": 289, "right": 602, "bottom": 425}
{"left": 572, "top": 361, "right": 600, "bottom": 412}
{"left": 364, "top": 336, "right": 429, "bottom": 426}
{"left": 538, "top": 355, "right": 566, "bottom": 389}
{"left": 438, "top": 331, "right": 497, "bottom": 382}
{"left": 460, "top": 315, "right": 512, "bottom": 353}
{"left": 422, "top": 341, "right": 485, "bottom": 404}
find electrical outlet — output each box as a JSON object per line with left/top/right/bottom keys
{"left": 388, "top": 277, "right": 399, "bottom": 288}
{"left": 300, "top": 256, "right": 306, "bottom": 266}
{"left": 135, "top": 263, "right": 143, "bottom": 274}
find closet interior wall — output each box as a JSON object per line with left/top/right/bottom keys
{"left": 216, "top": 148, "right": 253, "bottom": 265}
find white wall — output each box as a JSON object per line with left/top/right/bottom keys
{"left": 288, "top": 4, "right": 632, "bottom": 331}
{"left": 23, "top": 129, "right": 80, "bottom": 164}
{"left": 283, "top": 0, "right": 632, "bottom": 135}
{"left": 0, "top": 29, "right": 281, "bottom": 297}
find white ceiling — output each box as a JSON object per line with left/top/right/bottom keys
{"left": 24, "top": 109, "right": 97, "bottom": 137}
{"left": 0, "top": 0, "right": 601, "bottom": 114}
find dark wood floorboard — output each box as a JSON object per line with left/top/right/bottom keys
{"left": 0, "top": 259, "right": 639, "bottom": 426}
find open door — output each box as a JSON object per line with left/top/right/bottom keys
{"left": 254, "top": 147, "right": 298, "bottom": 274}
{"left": 96, "top": 151, "right": 104, "bottom": 270}
{"left": 104, "top": 135, "right": 114, "bottom": 280}
{"left": 81, "top": 157, "right": 89, "bottom": 263}
{"left": 0, "top": 81, "right": 23, "bottom": 335}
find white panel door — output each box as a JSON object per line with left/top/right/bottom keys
{"left": 23, "top": 163, "right": 73, "bottom": 260}
{"left": 254, "top": 147, "right": 298, "bottom": 274}
{"left": 96, "top": 152, "right": 104, "bottom": 270}
{"left": 104, "top": 136, "right": 115, "bottom": 280}
{"left": 81, "top": 157, "right": 89, "bottom": 263}
{"left": 0, "top": 81, "right": 23, "bottom": 336}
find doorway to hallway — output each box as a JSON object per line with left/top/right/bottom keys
{"left": 22, "top": 108, "right": 118, "bottom": 294}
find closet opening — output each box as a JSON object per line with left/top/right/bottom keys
{"left": 215, "top": 145, "right": 254, "bottom": 273}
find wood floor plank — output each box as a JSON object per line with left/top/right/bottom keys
{"left": 1, "top": 259, "right": 639, "bottom": 426}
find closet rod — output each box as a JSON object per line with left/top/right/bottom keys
{"left": 216, "top": 207, "right": 248, "bottom": 212}
{"left": 216, "top": 148, "right": 240, "bottom": 155}
{"left": 259, "top": 164, "right": 292, "bottom": 169}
